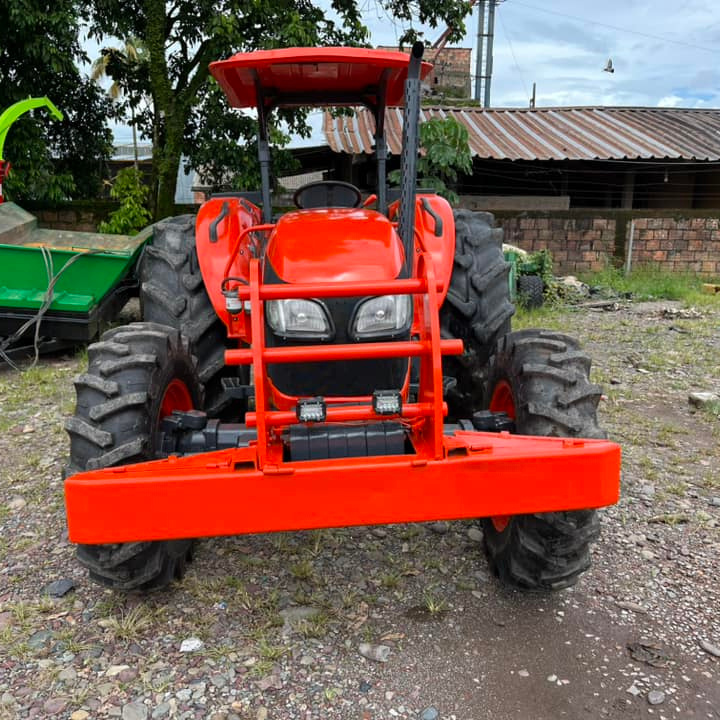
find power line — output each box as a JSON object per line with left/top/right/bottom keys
{"left": 496, "top": 11, "right": 530, "bottom": 105}
{"left": 509, "top": 0, "right": 720, "bottom": 55}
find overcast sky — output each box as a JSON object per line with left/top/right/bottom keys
{"left": 109, "top": 0, "right": 720, "bottom": 144}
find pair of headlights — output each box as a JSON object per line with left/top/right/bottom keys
{"left": 266, "top": 295, "right": 412, "bottom": 339}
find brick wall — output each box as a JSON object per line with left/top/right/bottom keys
{"left": 491, "top": 211, "right": 720, "bottom": 277}
{"left": 629, "top": 217, "right": 720, "bottom": 275}
{"left": 501, "top": 216, "right": 616, "bottom": 273}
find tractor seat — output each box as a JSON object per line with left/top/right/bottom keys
{"left": 293, "top": 180, "right": 362, "bottom": 209}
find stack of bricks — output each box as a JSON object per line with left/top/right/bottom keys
{"left": 629, "top": 217, "right": 720, "bottom": 275}
{"left": 500, "top": 216, "right": 616, "bottom": 274}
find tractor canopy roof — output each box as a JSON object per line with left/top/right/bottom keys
{"left": 210, "top": 47, "right": 433, "bottom": 110}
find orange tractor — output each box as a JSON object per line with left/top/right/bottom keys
{"left": 64, "top": 45, "right": 620, "bottom": 591}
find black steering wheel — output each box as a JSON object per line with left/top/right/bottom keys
{"left": 293, "top": 181, "right": 363, "bottom": 209}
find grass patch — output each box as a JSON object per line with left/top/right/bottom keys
{"left": 580, "top": 265, "right": 720, "bottom": 305}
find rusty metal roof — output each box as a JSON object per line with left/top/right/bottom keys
{"left": 323, "top": 107, "right": 720, "bottom": 161}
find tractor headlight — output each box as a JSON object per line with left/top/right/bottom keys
{"left": 352, "top": 295, "right": 412, "bottom": 338}
{"left": 266, "top": 299, "right": 333, "bottom": 339}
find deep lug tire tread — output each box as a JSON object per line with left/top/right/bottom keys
{"left": 140, "top": 215, "right": 236, "bottom": 417}
{"left": 517, "top": 273, "right": 544, "bottom": 308}
{"left": 480, "top": 329, "right": 605, "bottom": 590}
{"left": 65, "top": 322, "right": 201, "bottom": 592}
{"left": 440, "top": 210, "right": 515, "bottom": 420}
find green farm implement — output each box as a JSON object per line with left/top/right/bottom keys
{"left": 0, "top": 99, "right": 150, "bottom": 355}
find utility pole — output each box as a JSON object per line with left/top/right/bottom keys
{"left": 474, "top": 1, "right": 499, "bottom": 107}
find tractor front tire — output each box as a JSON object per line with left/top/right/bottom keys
{"left": 440, "top": 210, "right": 515, "bottom": 420}
{"left": 140, "top": 215, "right": 235, "bottom": 418}
{"left": 480, "top": 329, "right": 604, "bottom": 590}
{"left": 65, "top": 322, "right": 202, "bottom": 591}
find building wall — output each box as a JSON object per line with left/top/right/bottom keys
{"left": 24, "top": 201, "right": 720, "bottom": 278}
{"left": 379, "top": 46, "right": 471, "bottom": 98}
{"left": 495, "top": 210, "right": 720, "bottom": 276}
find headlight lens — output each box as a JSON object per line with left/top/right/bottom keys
{"left": 266, "top": 299, "right": 332, "bottom": 338}
{"left": 353, "top": 295, "right": 411, "bottom": 337}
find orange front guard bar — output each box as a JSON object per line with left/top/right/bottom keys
{"left": 65, "top": 242, "right": 621, "bottom": 544}
{"left": 65, "top": 432, "right": 620, "bottom": 544}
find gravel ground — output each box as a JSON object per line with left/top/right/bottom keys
{"left": 0, "top": 298, "right": 719, "bottom": 720}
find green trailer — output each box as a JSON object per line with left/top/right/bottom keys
{"left": 0, "top": 202, "right": 149, "bottom": 351}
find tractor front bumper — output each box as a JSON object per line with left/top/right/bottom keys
{"left": 65, "top": 430, "right": 620, "bottom": 544}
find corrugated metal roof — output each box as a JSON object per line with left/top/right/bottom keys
{"left": 323, "top": 107, "right": 720, "bottom": 161}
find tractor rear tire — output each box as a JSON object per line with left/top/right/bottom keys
{"left": 517, "top": 274, "right": 544, "bottom": 308}
{"left": 440, "top": 210, "right": 515, "bottom": 420}
{"left": 480, "top": 329, "right": 604, "bottom": 590}
{"left": 65, "top": 322, "right": 202, "bottom": 591}
{"left": 140, "top": 215, "right": 235, "bottom": 418}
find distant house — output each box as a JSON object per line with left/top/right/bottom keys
{"left": 379, "top": 46, "right": 472, "bottom": 99}
{"left": 323, "top": 106, "right": 720, "bottom": 210}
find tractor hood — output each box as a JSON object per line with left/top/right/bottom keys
{"left": 265, "top": 208, "right": 404, "bottom": 284}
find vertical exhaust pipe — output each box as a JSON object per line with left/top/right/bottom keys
{"left": 398, "top": 41, "right": 424, "bottom": 275}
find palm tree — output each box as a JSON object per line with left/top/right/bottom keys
{"left": 91, "top": 39, "right": 147, "bottom": 171}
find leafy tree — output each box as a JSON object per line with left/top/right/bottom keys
{"left": 390, "top": 116, "right": 472, "bottom": 204}
{"left": 98, "top": 167, "right": 153, "bottom": 234}
{"left": 89, "top": 0, "right": 471, "bottom": 219}
{"left": 0, "top": 0, "right": 114, "bottom": 201}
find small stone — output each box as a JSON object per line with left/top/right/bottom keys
{"left": 358, "top": 643, "right": 391, "bottom": 662}
{"left": 28, "top": 630, "right": 54, "bottom": 649}
{"left": 640, "top": 484, "right": 655, "bottom": 498}
{"left": 616, "top": 600, "right": 647, "bottom": 614}
{"left": 7, "top": 496, "right": 26, "bottom": 511}
{"left": 689, "top": 391, "right": 719, "bottom": 408}
{"left": 151, "top": 704, "right": 170, "bottom": 719}
{"left": 359, "top": 680, "right": 372, "bottom": 693}
{"left": 106, "top": 664, "right": 130, "bottom": 677}
{"left": 429, "top": 521, "right": 449, "bottom": 534}
{"left": 122, "top": 701, "right": 148, "bottom": 720}
{"left": 71, "top": 712, "right": 90, "bottom": 720}
{"left": 1, "top": 693, "right": 14, "bottom": 706}
{"left": 58, "top": 667, "right": 77, "bottom": 682}
{"left": 710, "top": 497, "right": 720, "bottom": 508}
{"left": 43, "top": 698, "right": 68, "bottom": 715}
{"left": 179, "top": 637, "right": 204, "bottom": 652}
{"left": 256, "top": 708, "right": 268, "bottom": 720}
{"left": 256, "top": 674, "right": 282, "bottom": 691}
{"left": 118, "top": 668, "right": 138, "bottom": 683}
{"left": 0, "top": 612, "right": 12, "bottom": 629}
{"left": 547, "top": 675, "right": 557, "bottom": 683}
{"left": 44, "top": 578, "right": 75, "bottom": 597}
{"left": 211, "top": 674, "right": 227, "bottom": 688}
{"left": 299, "top": 655, "right": 314, "bottom": 666}
{"left": 647, "top": 690, "right": 665, "bottom": 705}
{"left": 385, "top": 691, "right": 394, "bottom": 701}
{"left": 640, "top": 549, "right": 655, "bottom": 561}
{"left": 467, "top": 527, "right": 483, "bottom": 543}
{"left": 420, "top": 708, "right": 439, "bottom": 720}
{"left": 371, "top": 527, "right": 388, "bottom": 538}
{"left": 22, "top": 424, "right": 34, "bottom": 433}
{"left": 699, "top": 639, "right": 720, "bottom": 657}
{"left": 518, "top": 669, "right": 529, "bottom": 677}
{"left": 175, "top": 689, "right": 192, "bottom": 702}
{"left": 627, "top": 684, "right": 641, "bottom": 697}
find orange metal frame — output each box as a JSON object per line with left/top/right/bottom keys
{"left": 64, "top": 220, "right": 621, "bottom": 545}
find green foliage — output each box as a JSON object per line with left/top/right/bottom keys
{"left": 98, "top": 168, "right": 152, "bottom": 234}
{"left": 89, "top": 0, "right": 471, "bottom": 219}
{"left": 185, "top": 83, "right": 300, "bottom": 193}
{"left": 580, "top": 265, "right": 720, "bottom": 305}
{"left": 390, "top": 117, "right": 472, "bottom": 204}
{"left": 0, "top": 0, "right": 113, "bottom": 201}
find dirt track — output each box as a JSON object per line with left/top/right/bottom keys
{"left": 0, "top": 298, "right": 719, "bottom": 719}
